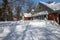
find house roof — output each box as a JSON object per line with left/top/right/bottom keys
{"left": 40, "top": 2, "right": 60, "bottom": 11}
{"left": 34, "top": 2, "right": 54, "bottom": 13}
{"left": 30, "top": 1, "right": 60, "bottom": 17}
{"left": 32, "top": 11, "right": 48, "bottom": 16}
{"left": 24, "top": 13, "right": 32, "bottom": 17}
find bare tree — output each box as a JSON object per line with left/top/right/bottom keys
{"left": 25, "top": 0, "right": 35, "bottom": 13}
{"left": 15, "top": 5, "right": 22, "bottom": 20}
{"left": 0, "top": 0, "right": 35, "bottom": 21}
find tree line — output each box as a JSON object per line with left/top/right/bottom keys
{"left": 0, "top": 0, "right": 35, "bottom": 21}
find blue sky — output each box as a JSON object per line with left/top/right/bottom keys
{"left": 34, "top": 0, "right": 60, "bottom": 4}
{"left": 0, "top": 0, "right": 60, "bottom": 2}
{"left": 0, "top": 0, "right": 60, "bottom": 6}
{"left": 34, "top": 0, "right": 60, "bottom": 2}
{"left": 0, "top": 0, "right": 60, "bottom": 4}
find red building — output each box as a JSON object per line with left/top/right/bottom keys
{"left": 23, "top": 13, "right": 32, "bottom": 20}
{"left": 48, "top": 13, "right": 58, "bottom": 23}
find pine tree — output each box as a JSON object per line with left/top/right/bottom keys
{"left": 2, "top": 0, "right": 13, "bottom": 21}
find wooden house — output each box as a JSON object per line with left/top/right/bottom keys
{"left": 34, "top": 2, "right": 60, "bottom": 24}
{"left": 48, "top": 12, "right": 58, "bottom": 22}
{"left": 32, "top": 11, "right": 48, "bottom": 20}
{"left": 23, "top": 13, "right": 32, "bottom": 20}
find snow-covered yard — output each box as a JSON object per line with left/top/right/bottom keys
{"left": 0, "top": 20, "right": 60, "bottom": 40}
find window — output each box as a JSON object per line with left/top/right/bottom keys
{"left": 34, "top": 15, "right": 46, "bottom": 20}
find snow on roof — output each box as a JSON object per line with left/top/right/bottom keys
{"left": 32, "top": 11, "right": 48, "bottom": 16}
{"left": 24, "top": 13, "right": 32, "bottom": 17}
{"left": 40, "top": 1, "right": 60, "bottom": 11}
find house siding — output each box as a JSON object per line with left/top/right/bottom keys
{"left": 48, "top": 13, "right": 60, "bottom": 24}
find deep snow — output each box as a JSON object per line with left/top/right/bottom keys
{"left": 0, "top": 20, "right": 60, "bottom": 40}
